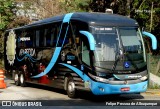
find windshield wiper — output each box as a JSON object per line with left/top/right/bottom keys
{"left": 111, "top": 50, "right": 123, "bottom": 73}
{"left": 111, "top": 29, "right": 124, "bottom": 73}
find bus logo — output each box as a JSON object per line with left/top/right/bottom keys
{"left": 6, "top": 30, "right": 16, "bottom": 65}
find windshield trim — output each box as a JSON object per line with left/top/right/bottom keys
{"left": 138, "top": 28, "right": 146, "bottom": 62}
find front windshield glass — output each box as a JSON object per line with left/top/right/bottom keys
{"left": 119, "top": 28, "right": 143, "bottom": 54}
{"left": 90, "top": 26, "right": 146, "bottom": 71}
{"left": 90, "top": 26, "right": 119, "bottom": 62}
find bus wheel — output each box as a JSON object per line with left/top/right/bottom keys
{"left": 20, "top": 73, "right": 26, "bottom": 87}
{"left": 66, "top": 77, "right": 76, "bottom": 98}
{"left": 14, "top": 73, "right": 20, "bottom": 86}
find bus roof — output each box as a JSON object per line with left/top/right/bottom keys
{"left": 9, "top": 12, "right": 139, "bottom": 31}
{"left": 72, "top": 12, "right": 138, "bottom": 27}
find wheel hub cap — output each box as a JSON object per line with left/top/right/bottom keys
{"left": 68, "top": 81, "right": 75, "bottom": 93}
{"left": 15, "top": 74, "right": 18, "bottom": 81}
{"left": 20, "top": 74, "right": 24, "bottom": 84}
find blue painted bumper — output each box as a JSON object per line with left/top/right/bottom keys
{"left": 90, "top": 81, "right": 148, "bottom": 95}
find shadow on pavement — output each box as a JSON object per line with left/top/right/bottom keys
{"left": 6, "top": 78, "right": 145, "bottom": 103}
{"left": 76, "top": 91, "right": 144, "bottom": 102}
{"left": 26, "top": 83, "right": 144, "bottom": 102}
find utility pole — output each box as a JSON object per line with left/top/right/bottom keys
{"left": 0, "top": 13, "right": 1, "bottom": 24}
{"left": 127, "top": 0, "right": 131, "bottom": 17}
{"left": 150, "top": 2, "right": 153, "bottom": 32}
{"left": 51, "top": 0, "right": 53, "bottom": 15}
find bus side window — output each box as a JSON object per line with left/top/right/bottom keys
{"left": 17, "top": 31, "right": 22, "bottom": 47}
{"left": 53, "top": 23, "right": 61, "bottom": 46}
{"left": 45, "top": 26, "right": 53, "bottom": 47}
{"left": 36, "top": 30, "right": 40, "bottom": 47}
{"left": 20, "top": 31, "right": 27, "bottom": 47}
{"left": 82, "top": 40, "right": 90, "bottom": 66}
{"left": 25, "top": 30, "right": 34, "bottom": 47}
{"left": 39, "top": 29, "right": 45, "bottom": 47}
{"left": 70, "top": 20, "right": 89, "bottom": 64}
{"left": 51, "top": 27, "right": 56, "bottom": 47}
{"left": 44, "top": 29, "right": 47, "bottom": 47}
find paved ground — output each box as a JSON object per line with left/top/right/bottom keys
{"left": 0, "top": 79, "right": 160, "bottom": 109}
{"left": 0, "top": 79, "right": 70, "bottom": 100}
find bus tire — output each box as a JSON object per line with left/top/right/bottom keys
{"left": 14, "top": 72, "right": 20, "bottom": 86}
{"left": 66, "top": 76, "right": 76, "bottom": 98}
{"left": 20, "top": 73, "right": 26, "bottom": 87}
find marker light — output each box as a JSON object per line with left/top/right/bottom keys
{"left": 140, "top": 76, "right": 147, "bottom": 81}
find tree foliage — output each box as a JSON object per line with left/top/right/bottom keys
{"left": 89, "top": 0, "right": 160, "bottom": 54}
{"left": 0, "top": 0, "right": 160, "bottom": 55}
{"left": 0, "top": 0, "right": 16, "bottom": 30}
{"left": 32, "top": 0, "right": 66, "bottom": 19}
{"left": 62, "top": 0, "right": 91, "bottom": 12}
{"left": 0, "top": 0, "right": 16, "bottom": 60}
{"left": 8, "top": 16, "right": 30, "bottom": 29}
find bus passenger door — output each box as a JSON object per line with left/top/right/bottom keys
{"left": 82, "top": 41, "right": 90, "bottom": 66}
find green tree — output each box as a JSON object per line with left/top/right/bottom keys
{"left": 0, "top": 0, "right": 16, "bottom": 30}
{"left": 90, "top": 0, "right": 160, "bottom": 54}
{"left": 62, "top": 0, "right": 91, "bottom": 12}
{"left": 0, "top": 0, "right": 16, "bottom": 68}
{"left": 34, "top": 0, "right": 66, "bottom": 19}
{"left": 8, "top": 16, "right": 30, "bottom": 28}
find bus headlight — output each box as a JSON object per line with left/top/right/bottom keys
{"left": 88, "top": 72, "right": 109, "bottom": 83}
{"left": 140, "top": 75, "right": 147, "bottom": 81}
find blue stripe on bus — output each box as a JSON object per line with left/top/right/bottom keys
{"left": 32, "top": 13, "right": 74, "bottom": 78}
{"left": 142, "top": 31, "right": 157, "bottom": 50}
{"left": 90, "top": 80, "right": 148, "bottom": 95}
{"left": 16, "top": 53, "right": 37, "bottom": 62}
{"left": 56, "top": 13, "right": 73, "bottom": 47}
{"left": 59, "top": 63, "right": 84, "bottom": 79}
{"left": 63, "top": 13, "right": 74, "bottom": 23}
{"left": 32, "top": 47, "right": 61, "bottom": 78}
{"left": 59, "top": 63, "right": 91, "bottom": 81}
{"left": 79, "top": 31, "right": 95, "bottom": 50}
{"left": 59, "top": 63, "right": 148, "bottom": 95}
{"left": 56, "top": 22, "right": 63, "bottom": 47}
{"left": 62, "top": 25, "right": 69, "bottom": 47}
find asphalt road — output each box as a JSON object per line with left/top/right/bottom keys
{"left": 0, "top": 79, "right": 160, "bottom": 109}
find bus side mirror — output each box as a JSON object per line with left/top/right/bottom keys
{"left": 142, "top": 31, "right": 157, "bottom": 50}
{"left": 79, "top": 31, "right": 95, "bottom": 50}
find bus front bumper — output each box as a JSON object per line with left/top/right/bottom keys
{"left": 89, "top": 80, "right": 148, "bottom": 95}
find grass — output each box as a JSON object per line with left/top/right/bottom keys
{"left": 148, "top": 82, "right": 160, "bottom": 89}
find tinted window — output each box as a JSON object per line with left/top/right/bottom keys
{"left": 18, "top": 30, "right": 35, "bottom": 48}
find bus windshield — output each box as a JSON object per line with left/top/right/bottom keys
{"left": 90, "top": 26, "right": 145, "bottom": 70}
{"left": 90, "top": 26, "right": 119, "bottom": 62}
{"left": 119, "top": 27, "right": 143, "bottom": 54}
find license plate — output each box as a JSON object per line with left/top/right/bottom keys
{"left": 121, "top": 87, "right": 130, "bottom": 91}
